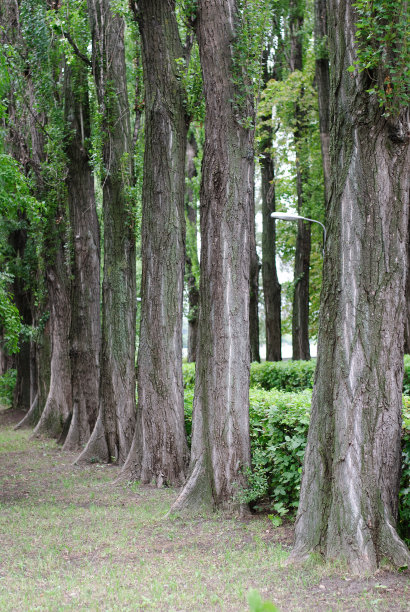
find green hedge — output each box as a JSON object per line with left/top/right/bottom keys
{"left": 183, "top": 360, "right": 316, "bottom": 393}
{"left": 185, "top": 355, "right": 410, "bottom": 394}
{"left": 0, "top": 369, "right": 16, "bottom": 407}
{"left": 183, "top": 387, "right": 410, "bottom": 542}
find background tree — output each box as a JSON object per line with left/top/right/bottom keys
{"left": 292, "top": 0, "right": 410, "bottom": 571}
{"left": 76, "top": 0, "right": 136, "bottom": 464}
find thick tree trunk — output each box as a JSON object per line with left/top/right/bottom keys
{"left": 121, "top": 0, "right": 188, "bottom": 485}
{"left": 314, "top": 0, "right": 331, "bottom": 204}
{"left": 261, "top": 150, "right": 281, "bottom": 361}
{"left": 249, "top": 175, "right": 260, "bottom": 363}
{"left": 62, "top": 62, "right": 101, "bottom": 452}
{"left": 292, "top": 0, "right": 410, "bottom": 572}
{"left": 185, "top": 132, "right": 200, "bottom": 363}
{"left": 76, "top": 0, "right": 136, "bottom": 465}
{"left": 171, "top": 0, "right": 252, "bottom": 512}
{"left": 33, "top": 245, "right": 72, "bottom": 440}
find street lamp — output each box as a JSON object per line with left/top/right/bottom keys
{"left": 271, "top": 211, "right": 326, "bottom": 255}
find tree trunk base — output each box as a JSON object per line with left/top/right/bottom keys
{"left": 73, "top": 412, "right": 109, "bottom": 464}
{"left": 14, "top": 393, "right": 39, "bottom": 430}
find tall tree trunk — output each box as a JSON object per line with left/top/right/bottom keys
{"left": 9, "top": 225, "right": 32, "bottom": 411}
{"left": 121, "top": 0, "right": 188, "bottom": 485}
{"left": 291, "top": 0, "right": 410, "bottom": 572}
{"left": 62, "top": 61, "right": 101, "bottom": 452}
{"left": 76, "top": 0, "right": 136, "bottom": 464}
{"left": 249, "top": 175, "right": 260, "bottom": 362}
{"left": 314, "top": 0, "right": 331, "bottom": 203}
{"left": 290, "top": 0, "right": 311, "bottom": 361}
{"left": 33, "top": 243, "right": 72, "bottom": 440}
{"left": 261, "top": 140, "right": 282, "bottom": 362}
{"left": 185, "top": 131, "right": 200, "bottom": 363}
{"left": 171, "top": 0, "right": 252, "bottom": 512}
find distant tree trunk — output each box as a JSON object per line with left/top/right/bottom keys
{"left": 314, "top": 0, "right": 331, "bottom": 203}
{"left": 291, "top": 0, "right": 410, "bottom": 572}
{"left": 260, "top": 45, "right": 282, "bottom": 362}
{"left": 62, "top": 61, "right": 101, "bottom": 452}
{"left": 185, "top": 131, "right": 200, "bottom": 363}
{"left": 290, "top": 0, "right": 311, "bottom": 361}
{"left": 172, "top": 0, "right": 252, "bottom": 512}
{"left": 261, "top": 141, "right": 282, "bottom": 362}
{"left": 120, "top": 0, "right": 188, "bottom": 485}
{"left": 33, "top": 241, "right": 72, "bottom": 440}
{"left": 8, "top": 225, "right": 32, "bottom": 411}
{"left": 76, "top": 0, "right": 136, "bottom": 464}
{"left": 249, "top": 175, "right": 260, "bottom": 362}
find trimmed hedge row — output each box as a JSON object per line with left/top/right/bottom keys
{"left": 184, "top": 356, "right": 410, "bottom": 394}
{"left": 183, "top": 387, "right": 410, "bottom": 543}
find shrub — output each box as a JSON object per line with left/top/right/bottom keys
{"left": 249, "top": 360, "right": 316, "bottom": 392}
{"left": 403, "top": 355, "right": 410, "bottom": 395}
{"left": 183, "top": 387, "right": 410, "bottom": 539}
{"left": 399, "top": 396, "right": 410, "bottom": 545}
{"left": 0, "top": 369, "right": 16, "bottom": 407}
{"left": 183, "top": 360, "right": 316, "bottom": 393}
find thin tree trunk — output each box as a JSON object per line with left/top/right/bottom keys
{"left": 76, "top": 0, "right": 136, "bottom": 465}
{"left": 290, "top": 0, "right": 311, "bottom": 361}
{"left": 62, "top": 61, "right": 101, "bottom": 452}
{"left": 291, "top": 0, "right": 410, "bottom": 572}
{"left": 121, "top": 0, "right": 188, "bottom": 485}
{"left": 261, "top": 148, "right": 281, "bottom": 361}
{"left": 249, "top": 175, "right": 260, "bottom": 363}
{"left": 314, "top": 0, "right": 331, "bottom": 204}
{"left": 171, "top": 0, "right": 252, "bottom": 512}
{"left": 185, "top": 131, "right": 200, "bottom": 363}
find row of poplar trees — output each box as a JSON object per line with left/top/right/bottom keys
{"left": 1, "top": 0, "right": 409, "bottom": 572}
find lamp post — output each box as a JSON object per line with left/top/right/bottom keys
{"left": 271, "top": 211, "right": 326, "bottom": 255}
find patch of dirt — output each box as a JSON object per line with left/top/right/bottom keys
{"left": 0, "top": 406, "right": 27, "bottom": 427}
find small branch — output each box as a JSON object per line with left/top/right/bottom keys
{"left": 63, "top": 31, "right": 92, "bottom": 68}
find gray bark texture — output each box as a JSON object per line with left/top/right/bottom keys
{"left": 291, "top": 0, "right": 410, "bottom": 572}
{"left": 171, "top": 0, "right": 252, "bottom": 512}
{"left": 33, "top": 243, "right": 72, "bottom": 441}
{"left": 62, "top": 61, "right": 101, "bottom": 452}
{"left": 76, "top": 0, "right": 136, "bottom": 464}
{"left": 120, "top": 0, "right": 188, "bottom": 485}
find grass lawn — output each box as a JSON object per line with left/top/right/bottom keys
{"left": 0, "top": 407, "right": 409, "bottom": 611}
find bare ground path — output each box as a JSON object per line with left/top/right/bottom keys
{"left": 0, "top": 406, "right": 409, "bottom": 611}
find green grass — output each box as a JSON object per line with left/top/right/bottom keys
{"left": 0, "top": 409, "right": 409, "bottom": 611}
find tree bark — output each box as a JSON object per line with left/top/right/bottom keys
{"left": 121, "top": 0, "right": 189, "bottom": 485}
{"left": 76, "top": 0, "right": 136, "bottom": 464}
{"left": 171, "top": 0, "right": 252, "bottom": 512}
{"left": 62, "top": 61, "right": 101, "bottom": 452}
{"left": 290, "top": 0, "right": 311, "bottom": 361}
{"left": 291, "top": 0, "right": 410, "bottom": 572}
{"left": 249, "top": 173, "right": 260, "bottom": 363}
{"left": 185, "top": 131, "right": 200, "bottom": 363}
{"left": 261, "top": 145, "right": 282, "bottom": 362}
{"left": 314, "top": 0, "right": 331, "bottom": 204}
{"left": 33, "top": 243, "right": 72, "bottom": 440}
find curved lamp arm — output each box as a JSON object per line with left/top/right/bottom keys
{"left": 270, "top": 212, "right": 326, "bottom": 255}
